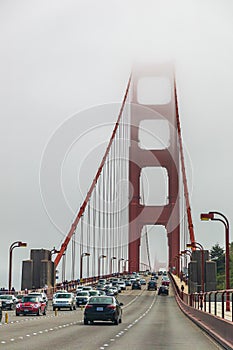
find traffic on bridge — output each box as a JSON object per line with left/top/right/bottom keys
{"left": 1, "top": 1, "right": 233, "bottom": 349}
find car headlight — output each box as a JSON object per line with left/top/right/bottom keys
{"left": 16, "top": 304, "right": 20, "bottom": 308}
{"left": 34, "top": 304, "right": 40, "bottom": 308}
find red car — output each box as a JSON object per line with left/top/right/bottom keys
{"left": 16, "top": 295, "right": 47, "bottom": 316}
{"left": 161, "top": 277, "right": 170, "bottom": 286}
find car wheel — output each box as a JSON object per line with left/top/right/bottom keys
{"left": 43, "top": 308, "right": 46, "bottom": 316}
{"left": 73, "top": 305, "right": 76, "bottom": 310}
{"left": 114, "top": 318, "right": 119, "bottom": 325}
{"left": 84, "top": 318, "right": 88, "bottom": 325}
{"left": 37, "top": 309, "right": 40, "bottom": 316}
{"left": 16, "top": 312, "right": 19, "bottom": 316}
{"left": 119, "top": 317, "right": 122, "bottom": 324}
{"left": 70, "top": 306, "right": 73, "bottom": 311}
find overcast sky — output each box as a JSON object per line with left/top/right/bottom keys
{"left": 1, "top": 0, "right": 233, "bottom": 289}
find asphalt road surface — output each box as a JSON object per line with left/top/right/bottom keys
{"left": 0, "top": 284, "right": 224, "bottom": 350}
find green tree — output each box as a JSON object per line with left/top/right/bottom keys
{"left": 210, "top": 243, "right": 225, "bottom": 289}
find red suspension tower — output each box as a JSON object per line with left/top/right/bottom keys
{"left": 128, "top": 65, "right": 180, "bottom": 273}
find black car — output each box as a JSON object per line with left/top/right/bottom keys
{"left": 84, "top": 296, "right": 123, "bottom": 325}
{"left": 132, "top": 281, "right": 141, "bottom": 290}
{"left": 158, "top": 285, "right": 169, "bottom": 295}
{"left": 147, "top": 281, "right": 157, "bottom": 291}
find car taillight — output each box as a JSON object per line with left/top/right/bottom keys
{"left": 85, "top": 304, "right": 93, "bottom": 309}
{"left": 107, "top": 305, "right": 116, "bottom": 309}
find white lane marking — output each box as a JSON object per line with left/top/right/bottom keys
{"left": 10, "top": 339, "right": 15, "bottom": 341}
{"left": 1, "top": 341, "right": 6, "bottom": 344}
{"left": 110, "top": 339, "right": 115, "bottom": 341}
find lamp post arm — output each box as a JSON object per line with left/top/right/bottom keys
{"left": 209, "top": 211, "right": 229, "bottom": 229}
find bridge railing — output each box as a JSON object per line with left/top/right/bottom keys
{"left": 169, "top": 272, "right": 233, "bottom": 349}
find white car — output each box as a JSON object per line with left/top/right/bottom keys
{"left": 118, "top": 281, "right": 126, "bottom": 290}
{"left": 0, "top": 295, "right": 19, "bottom": 310}
{"left": 52, "top": 292, "right": 76, "bottom": 311}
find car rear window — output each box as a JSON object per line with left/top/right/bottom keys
{"left": 55, "top": 293, "right": 72, "bottom": 298}
{"left": 89, "top": 297, "right": 113, "bottom": 304}
{"left": 77, "top": 292, "right": 89, "bottom": 296}
{"left": 22, "top": 296, "right": 39, "bottom": 303}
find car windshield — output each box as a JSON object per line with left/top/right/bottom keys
{"left": 0, "top": 295, "right": 13, "bottom": 300}
{"left": 22, "top": 296, "right": 39, "bottom": 303}
{"left": 89, "top": 297, "right": 113, "bottom": 304}
{"left": 55, "top": 293, "right": 72, "bottom": 299}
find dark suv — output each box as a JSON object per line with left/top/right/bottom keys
{"left": 132, "top": 281, "right": 141, "bottom": 290}
{"left": 147, "top": 280, "right": 157, "bottom": 291}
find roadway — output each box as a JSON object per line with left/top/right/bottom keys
{"left": 0, "top": 284, "right": 224, "bottom": 350}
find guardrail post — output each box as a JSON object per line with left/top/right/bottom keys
{"left": 204, "top": 293, "right": 207, "bottom": 312}
{"left": 214, "top": 292, "right": 218, "bottom": 316}
{"left": 208, "top": 292, "right": 212, "bottom": 314}
{"left": 221, "top": 291, "right": 225, "bottom": 319}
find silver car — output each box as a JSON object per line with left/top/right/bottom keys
{"left": 52, "top": 292, "right": 76, "bottom": 311}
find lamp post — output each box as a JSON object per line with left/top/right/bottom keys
{"left": 110, "top": 256, "right": 116, "bottom": 275}
{"left": 118, "top": 258, "right": 124, "bottom": 274}
{"left": 201, "top": 211, "right": 230, "bottom": 311}
{"left": 9, "top": 241, "right": 27, "bottom": 292}
{"left": 98, "top": 254, "right": 107, "bottom": 278}
{"left": 80, "top": 252, "right": 90, "bottom": 279}
{"left": 187, "top": 241, "right": 205, "bottom": 292}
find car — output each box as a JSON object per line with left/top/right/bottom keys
{"left": 98, "top": 290, "right": 106, "bottom": 296}
{"left": 76, "top": 286, "right": 83, "bottom": 292}
{"left": 0, "top": 295, "right": 19, "bottom": 310}
{"left": 140, "top": 278, "right": 146, "bottom": 285}
{"left": 16, "top": 295, "right": 47, "bottom": 316}
{"left": 105, "top": 288, "right": 115, "bottom": 296}
{"left": 76, "top": 291, "right": 90, "bottom": 307}
{"left": 118, "top": 281, "right": 126, "bottom": 290}
{"left": 84, "top": 296, "right": 123, "bottom": 325}
{"left": 82, "top": 286, "right": 93, "bottom": 291}
{"left": 110, "top": 287, "right": 118, "bottom": 295}
{"left": 161, "top": 276, "right": 170, "bottom": 286}
{"left": 98, "top": 279, "right": 107, "bottom": 285}
{"left": 125, "top": 280, "right": 131, "bottom": 286}
{"left": 158, "top": 285, "right": 169, "bottom": 295}
{"left": 52, "top": 292, "right": 76, "bottom": 311}
{"left": 28, "top": 292, "right": 48, "bottom": 306}
{"left": 132, "top": 281, "right": 141, "bottom": 290}
{"left": 88, "top": 290, "right": 100, "bottom": 297}
{"left": 147, "top": 281, "right": 157, "bottom": 291}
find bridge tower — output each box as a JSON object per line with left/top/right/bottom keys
{"left": 128, "top": 65, "right": 180, "bottom": 273}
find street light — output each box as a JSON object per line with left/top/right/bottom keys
{"left": 201, "top": 211, "right": 230, "bottom": 311}
{"left": 80, "top": 252, "right": 90, "bottom": 279}
{"left": 98, "top": 254, "right": 107, "bottom": 278}
{"left": 187, "top": 241, "right": 205, "bottom": 292}
{"left": 110, "top": 256, "right": 117, "bottom": 275}
{"left": 9, "top": 241, "right": 27, "bottom": 292}
{"left": 118, "top": 258, "right": 124, "bottom": 274}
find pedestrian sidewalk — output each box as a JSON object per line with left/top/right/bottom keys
{"left": 172, "top": 274, "right": 188, "bottom": 294}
